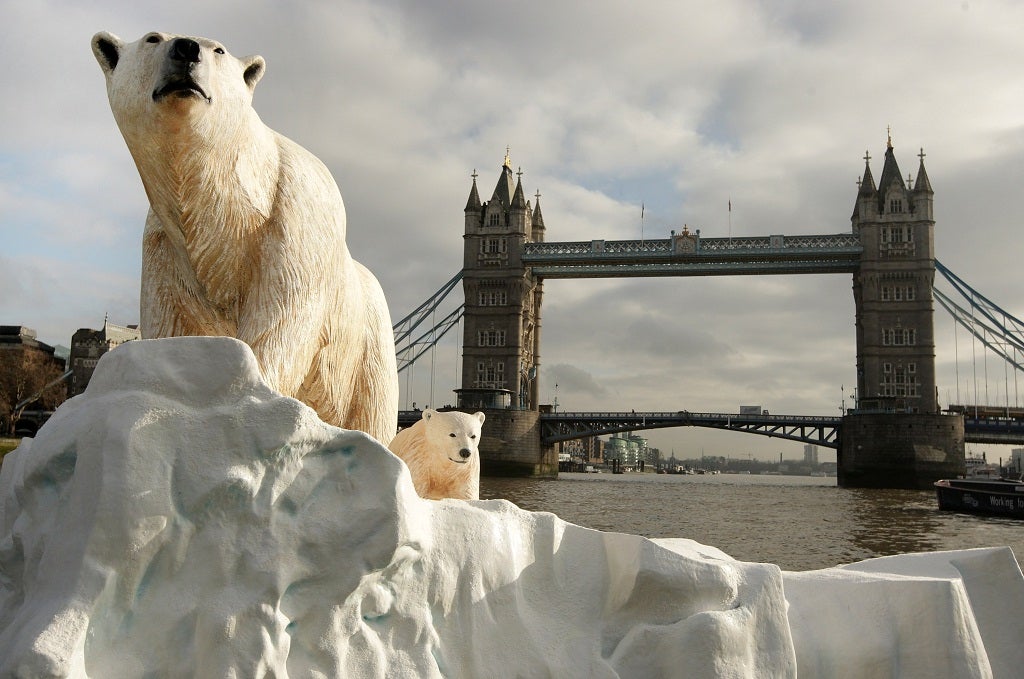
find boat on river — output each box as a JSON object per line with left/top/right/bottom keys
{"left": 934, "top": 477, "right": 1024, "bottom": 518}
{"left": 964, "top": 455, "right": 1001, "bottom": 479}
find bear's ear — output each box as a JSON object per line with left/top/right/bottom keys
{"left": 474, "top": 412, "right": 486, "bottom": 424}
{"left": 92, "top": 31, "right": 123, "bottom": 74}
{"left": 422, "top": 408, "right": 436, "bottom": 422}
{"left": 241, "top": 55, "right": 266, "bottom": 91}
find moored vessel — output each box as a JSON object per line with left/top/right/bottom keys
{"left": 934, "top": 477, "right": 1024, "bottom": 518}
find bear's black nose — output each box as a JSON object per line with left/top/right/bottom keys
{"left": 170, "top": 38, "right": 202, "bottom": 63}
{"left": 459, "top": 448, "right": 472, "bottom": 459}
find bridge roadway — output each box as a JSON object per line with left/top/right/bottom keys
{"left": 539, "top": 411, "right": 840, "bottom": 447}
{"left": 398, "top": 409, "right": 1024, "bottom": 448}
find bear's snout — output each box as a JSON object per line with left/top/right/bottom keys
{"left": 154, "top": 38, "right": 211, "bottom": 103}
{"left": 459, "top": 448, "right": 472, "bottom": 459}
{"left": 170, "top": 38, "right": 202, "bottom": 64}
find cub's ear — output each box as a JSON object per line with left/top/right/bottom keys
{"left": 422, "top": 408, "right": 437, "bottom": 422}
{"left": 92, "top": 31, "right": 123, "bottom": 74}
{"left": 242, "top": 55, "right": 266, "bottom": 90}
{"left": 474, "top": 412, "right": 486, "bottom": 424}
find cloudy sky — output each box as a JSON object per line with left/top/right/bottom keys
{"left": 3, "top": 0, "right": 1023, "bottom": 462}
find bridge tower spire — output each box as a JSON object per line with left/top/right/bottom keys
{"left": 841, "top": 136, "right": 963, "bottom": 489}
{"left": 851, "top": 136, "right": 938, "bottom": 414}
{"left": 458, "top": 153, "right": 544, "bottom": 416}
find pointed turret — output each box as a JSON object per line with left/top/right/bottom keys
{"left": 531, "top": 190, "right": 546, "bottom": 242}
{"left": 876, "top": 143, "right": 906, "bottom": 211}
{"left": 910, "top": 147, "right": 934, "bottom": 220}
{"left": 914, "top": 148, "right": 932, "bottom": 193}
{"left": 464, "top": 170, "right": 483, "bottom": 233}
{"left": 853, "top": 151, "right": 876, "bottom": 222}
{"left": 532, "top": 192, "right": 545, "bottom": 229}
{"left": 859, "top": 152, "right": 877, "bottom": 197}
{"left": 491, "top": 150, "right": 516, "bottom": 208}
{"left": 465, "top": 171, "right": 481, "bottom": 212}
{"left": 507, "top": 168, "right": 530, "bottom": 236}
{"left": 511, "top": 173, "right": 528, "bottom": 210}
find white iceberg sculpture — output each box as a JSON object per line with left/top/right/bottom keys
{"left": 0, "top": 337, "right": 1019, "bottom": 678}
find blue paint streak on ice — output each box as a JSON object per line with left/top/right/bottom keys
{"left": 28, "top": 446, "right": 77, "bottom": 493}
{"left": 135, "top": 554, "right": 159, "bottom": 602}
{"left": 311, "top": 441, "right": 356, "bottom": 458}
{"left": 307, "top": 441, "right": 360, "bottom": 472}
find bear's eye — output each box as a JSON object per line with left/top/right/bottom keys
{"left": 449, "top": 433, "right": 456, "bottom": 438}
{"left": 214, "top": 47, "right": 225, "bottom": 54}
{"left": 470, "top": 435, "right": 477, "bottom": 439}
{"left": 145, "top": 34, "right": 161, "bottom": 44}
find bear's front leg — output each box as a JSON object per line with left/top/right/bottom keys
{"left": 141, "top": 211, "right": 237, "bottom": 339}
{"left": 233, "top": 227, "right": 334, "bottom": 399}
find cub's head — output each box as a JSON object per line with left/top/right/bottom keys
{"left": 421, "top": 409, "right": 485, "bottom": 467}
{"left": 91, "top": 31, "right": 265, "bottom": 138}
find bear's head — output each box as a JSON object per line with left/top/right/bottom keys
{"left": 91, "top": 31, "right": 266, "bottom": 142}
{"left": 421, "top": 409, "right": 485, "bottom": 467}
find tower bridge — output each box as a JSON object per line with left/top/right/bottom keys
{"left": 395, "top": 139, "right": 1024, "bottom": 489}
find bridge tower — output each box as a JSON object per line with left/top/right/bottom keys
{"left": 843, "top": 136, "right": 964, "bottom": 488}
{"left": 457, "top": 152, "right": 556, "bottom": 476}
{"left": 851, "top": 135, "right": 937, "bottom": 413}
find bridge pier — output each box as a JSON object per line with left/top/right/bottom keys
{"left": 838, "top": 413, "right": 964, "bottom": 489}
{"left": 478, "top": 410, "right": 558, "bottom": 478}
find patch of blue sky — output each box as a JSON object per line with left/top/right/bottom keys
{"left": 561, "top": 169, "right": 688, "bottom": 225}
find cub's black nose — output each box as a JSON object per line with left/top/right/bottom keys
{"left": 170, "top": 38, "right": 201, "bottom": 63}
{"left": 459, "top": 448, "right": 472, "bottom": 459}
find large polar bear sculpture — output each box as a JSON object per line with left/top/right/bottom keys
{"left": 389, "top": 409, "right": 485, "bottom": 500}
{"left": 91, "top": 31, "right": 398, "bottom": 444}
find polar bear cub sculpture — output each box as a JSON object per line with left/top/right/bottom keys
{"left": 389, "top": 409, "right": 486, "bottom": 500}
{"left": 91, "top": 31, "right": 398, "bottom": 444}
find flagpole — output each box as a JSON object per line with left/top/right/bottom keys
{"left": 640, "top": 202, "right": 645, "bottom": 247}
{"left": 728, "top": 197, "right": 732, "bottom": 244}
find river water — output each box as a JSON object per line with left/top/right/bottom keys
{"left": 479, "top": 472, "right": 1024, "bottom": 572}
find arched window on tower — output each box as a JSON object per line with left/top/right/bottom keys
{"left": 881, "top": 362, "right": 919, "bottom": 397}
{"left": 477, "top": 329, "right": 506, "bottom": 347}
{"left": 475, "top": 361, "right": 505, "bottom": 388}
{"left": 478, "top": 289, "right": 508, "bottom": 306}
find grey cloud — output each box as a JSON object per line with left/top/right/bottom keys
{"left": 544, "top": 364, "right": 610, "bottom": 400}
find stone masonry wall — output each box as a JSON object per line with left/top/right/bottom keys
{"left": 478, "top": 409, "right": 558, "bottom": 478}
{"left": 839, "top": 413, "right": 964, "bottom": 489}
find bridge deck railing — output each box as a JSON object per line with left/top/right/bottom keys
{"left": 522, "top": 234, "right": 863, "bottom": 260}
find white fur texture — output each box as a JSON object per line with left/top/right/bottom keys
{"left": 91, "top": 30, "right": 398, "bottom": 444}
{"left": 388, "top": 409, "right": 485, "bottom": 500}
